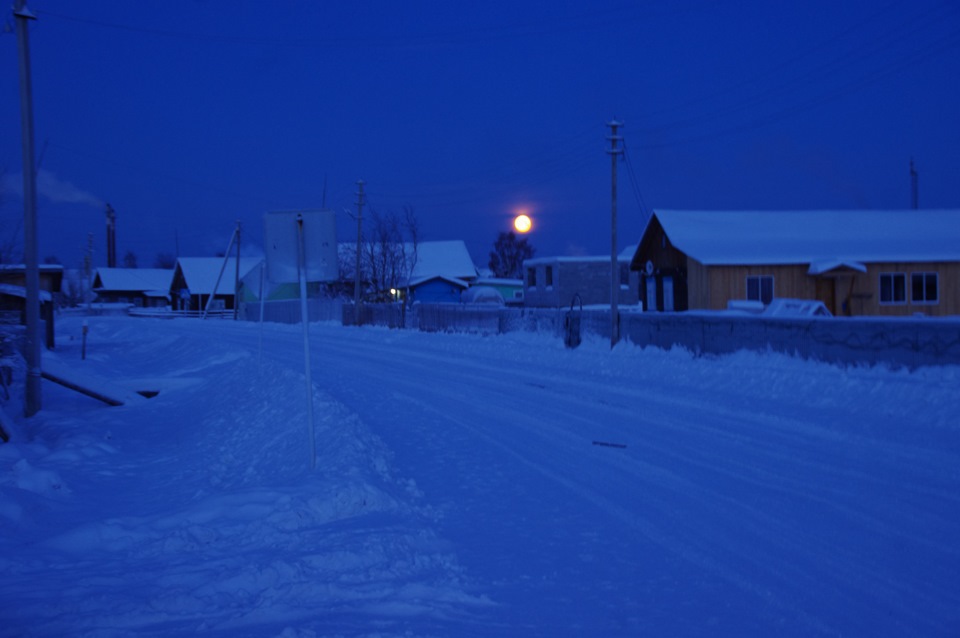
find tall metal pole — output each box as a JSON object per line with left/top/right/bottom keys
{"left": 296, "top": 214, "right": 317, "bottom": 469}
{"left": 607, "top": 120, "right": 624, "bottom": 349}
{"left": 353, "top": 179, "right": 365, "bottom": 325}
{"left": 14, "top": 0, "right": 41, "bottom": 416}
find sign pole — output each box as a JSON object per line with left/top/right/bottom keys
{"left": 296, "top": 214, "right": 317, "bottom": 469}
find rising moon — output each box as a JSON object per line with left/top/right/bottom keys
{"left": 513, "top": 214, "right": 532, "bottom": 233}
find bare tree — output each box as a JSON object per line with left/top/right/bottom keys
{"left": 154, "top": 252, "right": 176, "bottom": 269}
{"left": 122, "top": 250, "right": 138, "bottom": 268}
{"left": 489, "top": 231, "right": 535, "bottom": 279}
{"left": 360, "top": 206, "right": 420, "bottom": 302}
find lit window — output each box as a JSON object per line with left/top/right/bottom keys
{"left": 911, "top": 272, "right": 938, "bottom": 304}
{"left": 879, "top": 273, "right": 906, "bottom": 304}
{"left": 746, "top": 275, "right": 774, "bottom": 304}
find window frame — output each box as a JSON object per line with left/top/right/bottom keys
{"left": 879, "top": 272, "right": 907, "bottom": 305}
{"left": 910, "top": 271, "right": 939, "bottom": 305}
{"left": 745, "top": 275, "right": 774, "bottom": 305}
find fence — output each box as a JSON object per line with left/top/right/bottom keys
{"left": 241, "top": 299, "right": 960, "bottom": 368}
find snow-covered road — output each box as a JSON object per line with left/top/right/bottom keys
{"left": 2, "top": 316, "right": 958, "bottom": 636}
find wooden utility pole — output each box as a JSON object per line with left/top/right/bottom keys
{"left": 607, "top": 120, "right": 624, "bottom": 348}
{"left": 14, "top": 0, "right": 41, "bottom": 416}
{"left": 353, "top": 179, "right": 365, "bottom": 325}
{"left": 105, "top": 203, "right": 117, "bottom": 267}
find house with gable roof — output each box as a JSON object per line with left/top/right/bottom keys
{"left": 170, "top": 257, "right": 263, "bottom": 312}
{"left": 92, "top": 268, "right": 173, "bottom": 308}
{"left": 631, "top": 209, "right": 960, "bottom": 316}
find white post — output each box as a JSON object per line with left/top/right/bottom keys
{"left": 296, "top": 214, "right": 317, "bottom": 469}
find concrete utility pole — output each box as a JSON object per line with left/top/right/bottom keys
{"left": 14, "top": 0, "right": 41, "bottom": 416}
{"left": 105, "top": 203, "right": 117, "bottom": 267}
{"left": 910, "top": 158, "right": 919, "bottom": 210}
{"left": 353, "top": 179, "right": 365, "bottom": 325}
{"left": 607, "top": 120, "right": 624, "bottom": 349}
{"left": 233, "top": 220, "right": 241, "bottom": 321}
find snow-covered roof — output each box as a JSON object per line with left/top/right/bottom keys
{"left": 410, "top": 241, "right": 477, "bottom": 280}
{"left": 650, "top": 209, "right": 960, "bottom": 265}
{"left": 0, "top": 283, "right": 52, "bottom": 302}
{"left": 174, "top": 257, "right": 263, "bottom": 295}
{"left": 408, "top": 275, "right": 469, "bottom": 289}
{"left": 93, "top": 268, "right": 173, "bottom": 292}
{"left": 525, "top": 255, "right": 632, "bottom": 266}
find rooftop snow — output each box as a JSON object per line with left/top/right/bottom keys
{"left": 651, "top": 209, "right": 960, "bottom": 265}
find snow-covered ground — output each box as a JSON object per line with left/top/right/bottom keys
{"left": 1, "top": 315, "right": 958, "bottom": 637}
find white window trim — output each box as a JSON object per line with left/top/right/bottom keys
{"left": 879, "top": 272, "right": 907, "bottom": 306}
{"left": 910, "top": 271, "right": 939, "bottom": 305}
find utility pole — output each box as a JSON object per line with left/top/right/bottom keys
{"left": 233, "top": 220, "right": 241, "bottom": 321}
{"left": 353, "top": 179, "right": 365, "bottom": 325}
{"left": 607, "top": 120, "right": 624, "bottom": 349}
{"left": 105, "top": 203, "right": 117, "bottom": 267}
{"left": 14, "top": 0, "right": 41, "bottom": 416}
{"left": 910, "top": 158, "right": 919, "bottom": 210}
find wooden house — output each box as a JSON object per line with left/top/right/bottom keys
{"left": 170, "top": 257, "right": 263, "bottom": 312}
{"left": 0, "top": 264, "right": 63, "bottom": 348}
{"left": 92, "top": 268, "right": 173, "bottom": 308}
{"left": 631, "top": 209, "right": 960, "bottom": 316}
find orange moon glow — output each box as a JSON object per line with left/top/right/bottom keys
{"left": 513, "top": 214, "right": 532, "bottom": 233}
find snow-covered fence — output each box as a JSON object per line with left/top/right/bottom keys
{"left": 418, "top": 304, "right": 504, "bottom": 334}
{"left": 404, "top": 305, "right": 960, "bottom": 367}
{"left": 618, "top": 313, "right": 960, "bottom": 368}
{"left": 241, "top": 299, "right": 344, "bottom": 324}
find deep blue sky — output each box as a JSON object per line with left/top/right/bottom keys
{"left": 2, "top": 1, "right": 959, "bottom": 270}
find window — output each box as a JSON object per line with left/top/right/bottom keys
{"left": 911, "top": 272, "right": 938, "bottom": 304}
{"left": 879, "top": 273, "right": 906, "bottom": 304}
{"left": 527, "top": 267, "right": 536, "bottom": 288}
{"left": 746, "top": 275, "right": 774, "bottom": 304}
{"left": 619, "top": 263, "right": 630, "bottom": 287}
{"left": 545, "top": 265, "right": 554, "bottom": 288}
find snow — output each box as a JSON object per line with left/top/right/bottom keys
{"left": 653, "top": 209, "right": 960, "bottom": 265}
{"left": 1, "top": 316, "right": 959, "bottom": 636}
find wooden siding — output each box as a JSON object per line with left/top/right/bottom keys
{"left": 683, "top": 261, "right": 960, "bottom": 316}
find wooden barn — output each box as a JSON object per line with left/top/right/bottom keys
{"left": 631, "top": 209, "right": 960, "bottom": 316}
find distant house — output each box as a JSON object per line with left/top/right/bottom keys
{"left": 170, "top": 257, "right": 263, "bottom": 312}
{"left": 335, "top": 240, "right": 479, "bottom": 301}
{"left": 92, "top": 268, "right": 173, "bottom": 308}
{"left": 523, "top": 252, "right": 640, "bottom": 308}
{"left": 631, "top": 209, "right": 960, "bottom": 316}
